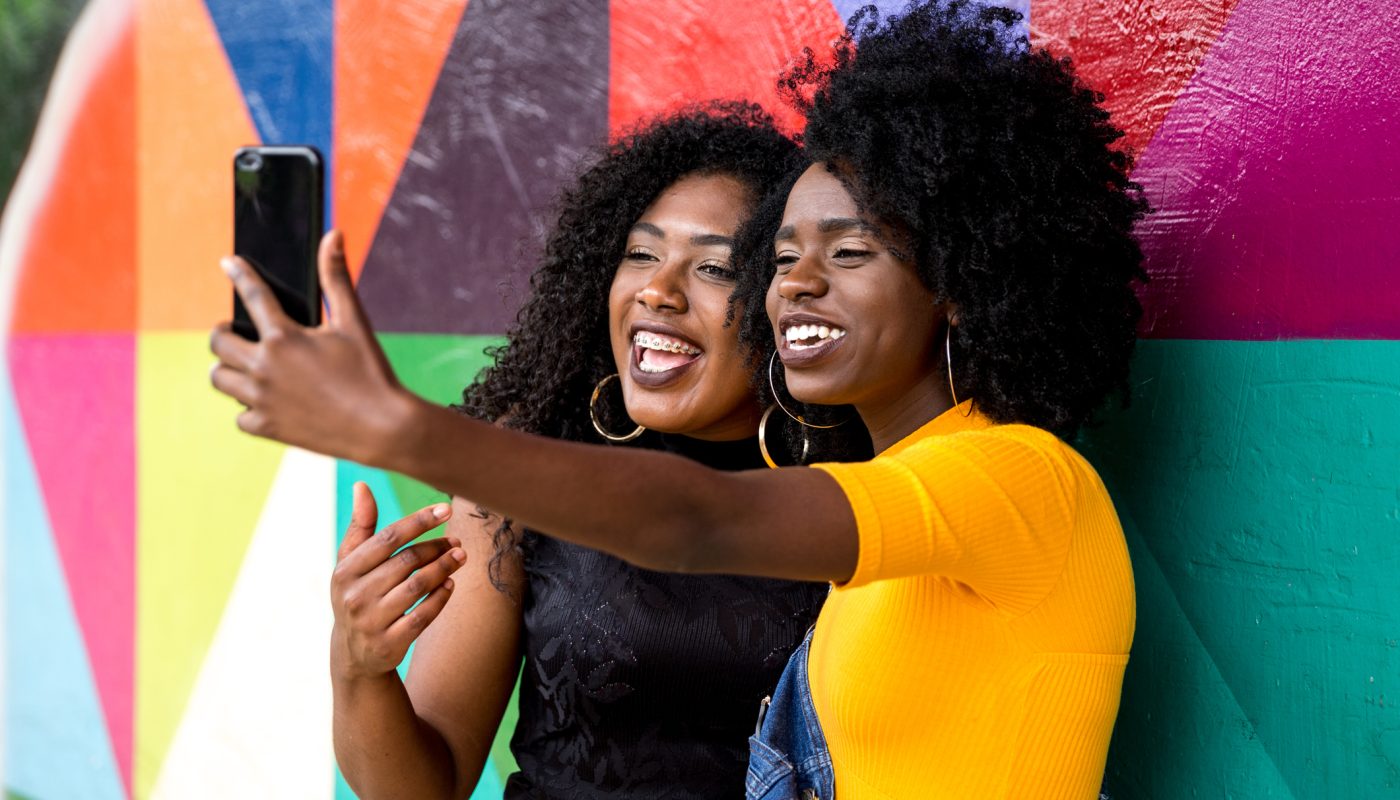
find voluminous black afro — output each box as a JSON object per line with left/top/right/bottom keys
{"left": 734, "top": 0, "right": 1150, "bottom": 439}
{"left": 453, "top": 102, "right": 802, "bottom": 584}
{"left": 456, "top": 101, "right": 800, "bottom": 441}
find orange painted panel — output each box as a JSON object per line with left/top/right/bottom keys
{"left": 8, "top": 12, "right": 136, "bottom": 334}
{"left": 609, "top": 0, "right": 845, "bottom": 137}
{"left": 136, "top": 0, "right": 258, "bottom": 331}
{"left": 335, "top": 0, "right": 470, "bottom": 278}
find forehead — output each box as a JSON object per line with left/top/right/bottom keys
{"left": 636, "top": 172, "right": 752, "bottom": 230}
{"left": 782, "top": 163, "right": 860, "bottom": 223}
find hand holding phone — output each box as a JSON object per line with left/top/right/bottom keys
{"left": 232, "top": 145, "right": 324, "bottom": 340}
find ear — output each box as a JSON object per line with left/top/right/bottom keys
{"left": 942, "top": 302, "right": 961, "bottom": 327}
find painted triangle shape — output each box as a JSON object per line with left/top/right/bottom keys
{"left": 356, "top": 0, "right": 610, "bottom": 334}
{"left": 2, "top": 379, "right": 126, "bottom": 800}
{"left": 1030, "top": 0, "right": 1239, "bottom": 157}
{"left": 137, "top": 0, "right": 261, "bottom": 332}
{"left": 7, "top": 335, "right": 135, "bottom": 796}
{"left": 333, "top": 0, "right": 470, "bottom": 278}
{"left": 149, "top": 448, "right": 336, "bottom": 800}
{"left": 135, "top": 332, "right": 286, "bottom": 798}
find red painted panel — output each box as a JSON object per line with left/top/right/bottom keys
{"left": 610, "top": 0, "right": 846, "bottom": 137}
{"left": 1030, "top": 0, "right": 1238, "bottom": 157}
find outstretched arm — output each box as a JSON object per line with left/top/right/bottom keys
{"left": 209, "top": 231, "right": 858, "bottom": 582}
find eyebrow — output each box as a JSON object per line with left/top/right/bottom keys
{"left": 774, "top": 217, "right": 876, "bottom": 242}
{"left": 629, "top": 222, "right": 734, "bottom": 249}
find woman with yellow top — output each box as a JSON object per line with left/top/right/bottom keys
{"left": 208, "top": 2, "right": 1146, "bottom": 797}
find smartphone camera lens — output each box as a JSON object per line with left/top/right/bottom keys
{"left": 236, "top": 151, "right": 263, "bottom": 172}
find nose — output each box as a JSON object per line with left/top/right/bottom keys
{"left": 636, "top": 260, "right": 688, "bottom": 313}
{"left": 776, "top": 253, "right": 828, "bottom": 302}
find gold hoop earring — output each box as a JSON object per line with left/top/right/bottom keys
{"left": 767, "top": 352, "right": 850, "bottom": 430}
{"left": 589, "top": 374, "right": 645, "bottom": 442}
{"left": 945, "top": 326, "right": 959, "bottom": 408}
{"left": 757, "top": 405, "right": 809, "bottom": 469}
{"left": 946, "top": 325, "right": 972, "bottom": 416}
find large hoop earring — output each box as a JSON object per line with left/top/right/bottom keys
{"left": 945, "top": 326, "right": 959, "bottom": 408}
{"left": 757, "top": 405, "right": 809, "bottom": 469}
{"left": 767, "top": 352, "right": 850, "bottom": 430}
{"left": 946, "top": 325, "right": 972, "bottom": 416}
{"left": 589, "top": 374, "right": 645, "bottom": 442}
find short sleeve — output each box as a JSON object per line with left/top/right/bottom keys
{"left": 811, "top": 426, "right": 1078, "bottom": 614}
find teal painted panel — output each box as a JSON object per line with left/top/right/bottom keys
{"left": 1081, "top": 340, "right": 1400, "bottom": 797}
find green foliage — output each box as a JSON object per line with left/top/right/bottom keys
{"left": 0, "top": 0, "right": 88, "bottom": 207}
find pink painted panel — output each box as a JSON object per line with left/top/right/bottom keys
{"left": 7, "top": 334, "right": 135, "bottom": 791}
{"left": 1131, "top": 0, "right": 1400, "bottom": 339}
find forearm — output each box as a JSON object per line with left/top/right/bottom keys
{"left": 378, "top": 395, "right": 724, "bottom": 573}
{"left": 332, "top": 667, "right": 461, "bottom": 800}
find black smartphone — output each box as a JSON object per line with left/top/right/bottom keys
{"left": 232, "top": 145, "right": 324, "bottom": 340}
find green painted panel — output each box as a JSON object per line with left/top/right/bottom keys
{"left": 378, "top": 334, "right": 504, "bottom": 515}
{"left": 1080, "top": 340, "right": 1400, "bottom": 798}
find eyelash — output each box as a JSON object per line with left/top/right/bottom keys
{"left": 699, "top": 262, "right": 736, "bottom": 280}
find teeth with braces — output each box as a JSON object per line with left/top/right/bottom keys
{"left": 633, "top": 332, "right": 702, "bottom": 355}
{"left": 785, "top": 323, "right": 847, "bottom": 350}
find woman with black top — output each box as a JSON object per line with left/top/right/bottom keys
{"left": 321, "top": 104, "right": 832, "bottom": 799}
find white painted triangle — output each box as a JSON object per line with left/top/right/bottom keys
{"left": 150, "top": 448, "right": 337, "bottom": 800}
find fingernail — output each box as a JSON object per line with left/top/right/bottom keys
{"left": 332, "top": 230, "right": 345, "bottom": 256}
{"left": 220, "top": 257, "right": 237, "bottom": 276}
{"left": 432, "top": 504, "right": 450, "bottom": 520}
{"left": 450, "top": 548, "right": 466, "bottom": 563}
{"left": 444, "top": 578, "right": 455, "bottom": 591}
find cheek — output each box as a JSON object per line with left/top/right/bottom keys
{"left": 764, "top": 282, "right": 782, "bottom": 327}
{"left": 606, "top": 272, "right": 633, "bottom": 340}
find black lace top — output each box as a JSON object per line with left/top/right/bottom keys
{"left": 503, "top": 433, "right": 828, "bottom": 799}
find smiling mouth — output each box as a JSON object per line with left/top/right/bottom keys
{"left": 632, "top": 331, "right": 702, "bottom": 376}
{"left": 783, "top": 322, "right": 847, "bottom": 351}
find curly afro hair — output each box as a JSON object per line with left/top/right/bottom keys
{"left": 453, "top": 101, "right": 802, "bottom": 583}
{"left": 733, "top": 0, "right": 1150, "bottom": 439}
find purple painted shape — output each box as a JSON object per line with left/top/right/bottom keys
{"left": 1132, "top": 0, "right": 1400, "bottom": 339}
{"left": 6, "top": 334, "right": 135, "bottom": 788}
{"left": 829, "top": 1, "right": 1029, "bottom": 37}
{"left": 358, "top": 0, "right": 610, "bottom": 334}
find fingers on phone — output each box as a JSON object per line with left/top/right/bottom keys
{"left": 222, "top": 255, "right": 290, "bottom": 334}
{"left": 208, "top": 323, "right": 254, "bottom": 371}
{"left": 210, "top": 364, "right": 257, "bottom": 407}
{"left": 318, "top": 230, "right": 367, "bottom": 333}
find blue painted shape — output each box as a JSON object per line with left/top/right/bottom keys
{"left": 2, "top": 380, "right": 125, "bottom": 800}
{"left": 203, "top": 0, "right": 334, "bottom": 224}
{"left": 829, "top": 0, "right": 1029, "bottom": 39}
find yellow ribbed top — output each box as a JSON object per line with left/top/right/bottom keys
{"left": 809, "top": 403, "right": 1135, "bottom": 799}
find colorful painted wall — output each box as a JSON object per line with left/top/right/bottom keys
{"left": 1, "top": 1, "right": 1395, "bottom": 798}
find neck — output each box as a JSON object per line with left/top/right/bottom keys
{"left": 857, "top": 373, "right": 955, "bottom": 454}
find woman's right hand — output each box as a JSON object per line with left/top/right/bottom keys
{"left": 330, "top": 482, "right": 466, "bottom": 681}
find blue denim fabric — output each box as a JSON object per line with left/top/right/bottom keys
{"left": 746, "top": 630, "right": 835, "bottom": 800}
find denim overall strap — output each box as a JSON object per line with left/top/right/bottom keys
{"left": 746, "top": 629, "right": 836, "bottom": 800}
